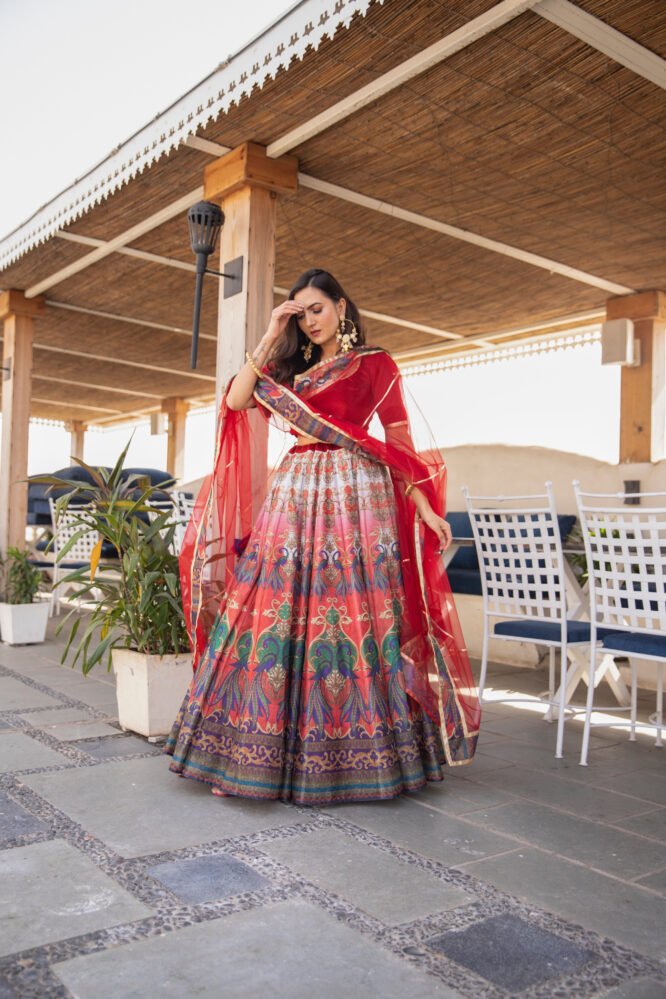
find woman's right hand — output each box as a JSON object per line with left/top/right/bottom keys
{"left": 264, "top": 300, "right": 305, "bottom": 345}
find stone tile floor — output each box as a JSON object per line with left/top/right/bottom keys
{"left": 0, "top": 620, "right": 664, "bottom": 998}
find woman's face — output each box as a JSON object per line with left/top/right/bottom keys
{"left": 293, "top": 286, "right": 345, "bottom": 356}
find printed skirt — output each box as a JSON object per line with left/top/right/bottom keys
{"left": 165, "top": 443, "right": 445, "bottom": 805}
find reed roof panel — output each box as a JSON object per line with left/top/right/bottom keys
{"left": 0, "top": 0, "right": 662, "bottom": 426}
{"left": 44, "top": 254, "right": 217, "bottom": 337}
{"left": 275, "top": 187, "right": 608, "bottom": 337}
{"left": 34, "top": 304, "right": 217, "bottom": 375}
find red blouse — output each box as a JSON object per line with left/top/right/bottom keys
{"left": 290, "top": 349, "right": 408, "bottom": 432}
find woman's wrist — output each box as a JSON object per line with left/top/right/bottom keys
{"left": 252, "top": 338, "right": 271, "bottom": 362}
{"left": 245, "top": 352, "right": 263, "bottom": 379}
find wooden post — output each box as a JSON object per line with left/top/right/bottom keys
{"left": 607, "top": 290, "right": 666, "bottom": 463}
{"left": 204, "top": 143, "right": 298, "bottom": 512}
{"left": 162, "top": 398, "right": 189, "bottom": 481}
{"left": 0, "top": 291, "right": 44, "bottom": 557}
{"left": 67, "top": 420, "right": 86, "bottom": 463}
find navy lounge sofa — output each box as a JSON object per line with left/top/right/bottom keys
{"left": 28, "top": 466, "right": 177, "bottom": 527}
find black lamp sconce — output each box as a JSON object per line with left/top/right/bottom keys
{"left": 187, "top": 200, "right": 243, "bottom": 369}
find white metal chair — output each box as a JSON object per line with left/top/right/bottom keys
{"left": 574, "top": 483, "right": 665, "bottom": 765}
{"left": 48, "top": 498, "right": 99, "bottom": 615}
{"left": 463, "top": 482, "right": 607, "bottom": 758}
{"left": 172, "top": 492, "right": 195, "bottom": 553}
{"left": 146, "top": 492, "right": 194, "bottom": 553}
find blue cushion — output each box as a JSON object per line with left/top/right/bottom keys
{"left": 445, "top": 513, "right": 478, "bottom": 571}
{"left": 557, "top": 514, "right": 576, "bottom": 543}
{"left": 494, "top": 620, "right": 621, "bottom": 644}
{"left": 29, "top": 559, "right": 90, "bottom": 570}
{"left": 601, "top": 631, "right": 666, "bottom": 659}
{"left": 121, "top": 467, "right": 175, "bottom": 488}
{"left": 447, "top": 568, "right": 483, "bottom": 596}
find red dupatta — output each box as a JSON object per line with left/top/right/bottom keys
{"left": 180, "top": 348, "right": 480, "bottom": 765}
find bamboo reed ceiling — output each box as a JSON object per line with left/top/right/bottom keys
{"left": 1, "top": 0, "right": 664, "bottom": 425}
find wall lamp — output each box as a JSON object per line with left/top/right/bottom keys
{"left": 187, "top": 201, "right": 243, "bottom": 369}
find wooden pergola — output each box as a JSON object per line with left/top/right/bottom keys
{"left": 1, "top": 0, "right": 664, "bottom": 554}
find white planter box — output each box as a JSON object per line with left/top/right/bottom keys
{"left": 111, "top": 647, "right": 192, "bottom": 738}
{"left": 0, "top": 602, "right": 50, "bottom": 645}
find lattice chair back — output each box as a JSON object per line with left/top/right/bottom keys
{"left": 172, "top": 493, "right": 196, "bottom": 553}
{"left": 462, "top": 482, "right": 567, "bottom": 625}
{"left": 49, "top": 498, "right": 99, "bottom": 614}
{"left": 49, "top": 498, "right": 98, "bottom": 561}
{"left": 173, "top": 491, "right": 196, "bottom": 521}
{"left": 573, "top": 484, "right": 666, "bottom": 637}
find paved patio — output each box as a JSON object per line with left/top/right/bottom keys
{"left": 0, "top": 618, "right": 664, "bottom": 998}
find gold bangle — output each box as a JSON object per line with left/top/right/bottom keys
{"left": 404, "top": 482, "right": 415, "bottom": 498}
{"left": 245, "top": 351, "right": 263, "bottom": 379}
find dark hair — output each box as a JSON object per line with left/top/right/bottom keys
{"left": 269, "top": 268, "right": 365, "bottom": 385}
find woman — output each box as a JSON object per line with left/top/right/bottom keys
{"left": 166, "top": 269, "right": 480, "bottom": 804}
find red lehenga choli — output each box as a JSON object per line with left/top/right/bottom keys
{"left": 166, "top": 346, "right": 480, "bottom": 804}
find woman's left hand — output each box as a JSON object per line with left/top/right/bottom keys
{"left": 420, "top": 509, "right": 452, "bottom": 553}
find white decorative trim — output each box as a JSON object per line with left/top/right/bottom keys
{"left": 0, "top": 0, "right": 379, "bottom": 270}
{"left": 401, "top": 326, "right": 602, "bottom": 374}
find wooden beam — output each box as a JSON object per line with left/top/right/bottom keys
{"left": 162, "top": 397, "right": 189, "bottom": 481}
{"left": 25, "top": 187, "right": 203, "bottom": 298}
{"left": 0, "top": 294, "right": 39, "bottom": 555}
{"left": 273, "top": 284, "right": 492, "bottom": 348}
{"left": 31, "top": 342, "right": 216, "bottom": 382}
{"left": 32, "top": 397, "right": 121, "bottom": 415}
{"left": 267, "top": 0, "right": 542, "bottom": 157}
{"left": 536, "top": 0, "right": 666, "bottom": 91}
{"left": 204, "top": 142, "right": 298, "bottom": 202}
{"left": 56, "top": 231, "right": 198, "bottom": 274}
{"left": 67, "top": 420, "right": 86, "bottom": 462}
{"left": 0, "top": 290, "right": 45, "bottom": 320}
{"left": 33, "top": 372, "right": 163, "bottom": 399}
{"left": 607, "top": 291, "right": 666, "bottom": 463}
{"left": 46, "top": 299, "right": 216, "bottom": 341}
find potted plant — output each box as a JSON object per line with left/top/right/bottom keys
{"left": 37, "top": 443, "right": 191, "bottom": 738}
{"left": 0, "top": 548, "right": 50, "bottom": 645}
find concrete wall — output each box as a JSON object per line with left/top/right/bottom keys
{"left": 443, "top": 444, "right": 666, "bottom": 515}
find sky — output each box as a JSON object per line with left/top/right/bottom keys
{"left": 0, "top": 0, "right": 292, "bottom": 237}
{"left": 0, "top": 0, "right": 622, "bottom": 481}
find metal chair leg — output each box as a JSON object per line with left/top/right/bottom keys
{"left": 579, "top": 646, "right": 598, "bottom": 766}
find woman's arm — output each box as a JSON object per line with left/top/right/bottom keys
{"left": 226, "top": 300, "right": 305, "bottom": 411}
{"left": 384, "top": 422, "right": 452, "bottom": 552}
{"left": 377, "top": 359, "right": 452, "bottom": 553}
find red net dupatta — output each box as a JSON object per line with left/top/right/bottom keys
{"left": 179, "top": 387, "right": 268, "bottom": 673}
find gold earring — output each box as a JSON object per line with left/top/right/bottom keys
{"left": 302, "top": 340, "right": 313, "bottom": 362}
{"left": 337, "top": 315, "right": 358, "bottom": 354}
